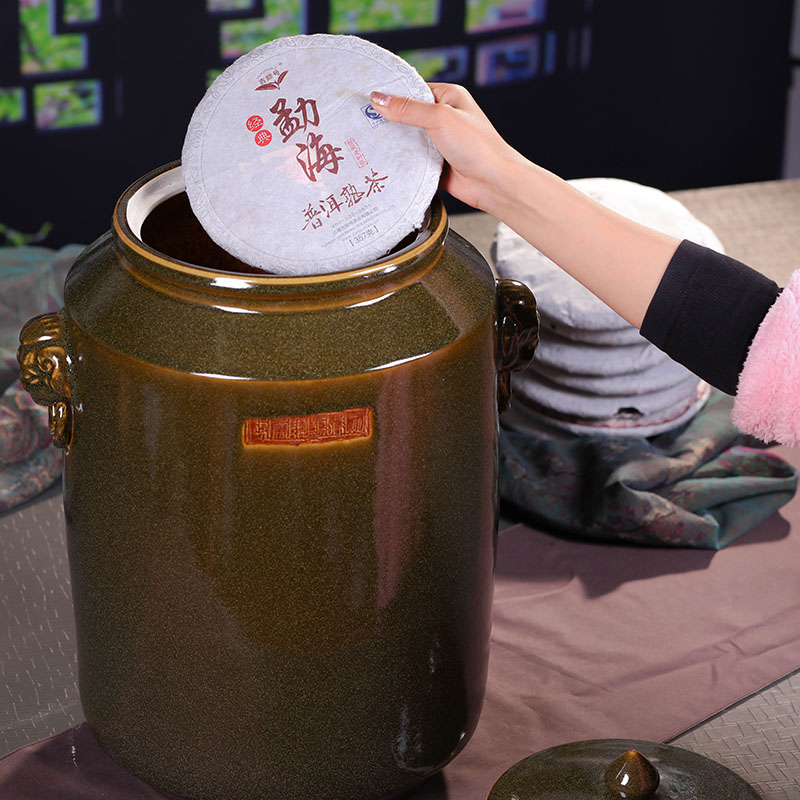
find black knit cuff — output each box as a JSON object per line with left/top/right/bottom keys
{"left": 640, "top": 240, "right": 780, "bottom": 395}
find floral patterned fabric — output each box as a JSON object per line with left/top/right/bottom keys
{"left": 0, "top": 245, "right": 83, "bottom": 513}
{"left": 500, "top": 390, "right": 799, "bottom": 548}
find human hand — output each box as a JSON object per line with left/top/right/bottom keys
{"left": 369, "top": 83, "right": 525, "bottom": 214}
{"left": 371, "top": 85, "right": 681, "bottom": 332}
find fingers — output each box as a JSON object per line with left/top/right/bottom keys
{"left": 428, "top": 83, "right": 479, "bottom": 111}
{"left": 369, "top": 91, "right": 443, "bottom": 130}
{"left": 370, "top": 83, "right": 487, "bottom": 136}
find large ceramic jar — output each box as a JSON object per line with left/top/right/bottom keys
{"left": 18, "top": 161, "right": 537, "bottom": 800}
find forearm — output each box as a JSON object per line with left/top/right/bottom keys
{"left": 483, "top": 156, "right": 681, "bottom": 329}
{"left": 371, "top": 84, "right": 799, "bottom": 445}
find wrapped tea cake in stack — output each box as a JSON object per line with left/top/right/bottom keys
{"left": 496, "top": 178, "right": 723, "bottom": 437}
{"left": 182, "top": 34, "right": 442, "bottom": 275}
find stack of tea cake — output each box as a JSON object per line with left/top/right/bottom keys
{"left": 495, "top": 178, "right": 722, "bottom": 437}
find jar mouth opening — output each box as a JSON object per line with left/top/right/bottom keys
{"left": 126, "top": 164, "right": 184, "bottom": 241}
{"left": 117, "top": 162, "right": 445, "bottom": 286}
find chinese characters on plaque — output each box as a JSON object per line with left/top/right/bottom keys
{"left": 244, "top": 408, "right": 373, "bottom": 446}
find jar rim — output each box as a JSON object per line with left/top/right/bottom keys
{"left": 114, "top": 161, "right": 447, "bottom": 291}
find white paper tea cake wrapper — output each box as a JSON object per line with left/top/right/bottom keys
{"left": 182, "top": 34, "right": 443, "bottom": 275}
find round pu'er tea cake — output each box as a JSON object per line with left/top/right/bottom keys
{"left": 182, "top": 34, "right": 442, "bottom": 274}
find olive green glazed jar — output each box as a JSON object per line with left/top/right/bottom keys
{"left": 18, "top": 161, "right": 538, "bottom": 800}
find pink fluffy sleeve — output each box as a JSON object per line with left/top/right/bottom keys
{"left": 732, "top": 269, "right": 800, "bottom": 446}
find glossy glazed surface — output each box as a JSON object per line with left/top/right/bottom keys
{"left": 53, "top": 163, "right": 511, "bottom": 799}
{"left": 604, "top": 750, "right": 660, "bottom": 799}
{"left": 487, "top": 739, "right": 760, "bottom": 800}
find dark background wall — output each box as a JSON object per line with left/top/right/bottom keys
{"left": 0, "top": 0, "right": 795, "bottom": 248}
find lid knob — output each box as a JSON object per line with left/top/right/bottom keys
{"left": 603, "top": 749, "right": 660, "bottom": 799}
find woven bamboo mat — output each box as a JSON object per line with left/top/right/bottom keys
{"left": 670, "top": 669, "right": 800, "bottom": 800}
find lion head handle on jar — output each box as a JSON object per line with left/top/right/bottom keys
{"left": 17, "top": 311, "right": 73, "bottom": 450}
{"left": 496, "top": 279, "right": 539, "bottom": 413}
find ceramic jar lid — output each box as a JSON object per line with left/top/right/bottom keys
{"left": 486, "top": 738, "right": 760, "bottom": 800}
{"left": 182, "top": 34, "right": 442, "bottom": 275}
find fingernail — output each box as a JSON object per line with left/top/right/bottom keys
{"left": 370, "top": 91, "right": 390, "bottom": 107}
